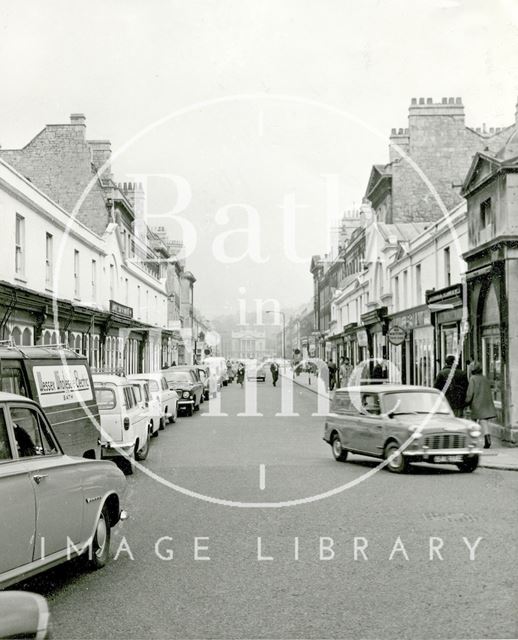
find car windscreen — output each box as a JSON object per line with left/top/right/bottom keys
{"left": 95, "top": 386, "right": 116, "bottom": 410}
{"left": 381, "top": 392, "right": 452, "bottom": 415}
{"left": 165, "top": 372, "right": 192, "bottom": 383}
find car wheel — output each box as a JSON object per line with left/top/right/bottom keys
{"left": 119, "top": 455, "right": 134, "bottom": 475}
{"left": 159, "top": 416, "right": 166, "bottom": 430}
{"left": 331, "top": 433, "right": 348, "bottom": 462}
{"left": 135, "top": 433, "right": 150, "bottom": 461}
{"left": 456, "top": 455, "right": 479, "bottom": 473}
{"left": 171, "top": 407, "right": 177, "bottom": 423}
{"left": 384, "top": 442, "right": 408, "bottom": 473}
{"left": 186, "top": 404, "right": 194, "bottom": 417}
{"left": 200, "top": 394, "right": 204, "bottom": 404}
{"left": 223, "top": 380, "right": 228, "bottom": 387}
{"left": 88, "top": 505, "right": 111, "bottom": 569}
{"left": 151, "top": 421, "right": 159, "bottom": 438}
{"left": 194, "top": 401, "right": 200, "bottom": 412}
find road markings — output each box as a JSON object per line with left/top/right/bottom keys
{"left": 259, "top": 464, "right": 266, "bottom": 490}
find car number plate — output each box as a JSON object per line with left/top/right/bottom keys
{"left": 434, "top": 455, "right": 463, "bottom": 463}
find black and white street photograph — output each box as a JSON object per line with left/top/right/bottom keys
{"left": 0, "top": 1, "right": 517, "bottom": 638}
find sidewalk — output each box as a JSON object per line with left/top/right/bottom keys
{"left": 288, "top": 372, "right": 518, "bottom": 471}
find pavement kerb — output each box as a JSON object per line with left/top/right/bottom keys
{"left": 283, "top": 372, "right": 518, "bottom": 472}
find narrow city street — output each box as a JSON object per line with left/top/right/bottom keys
{"left": 18, "top": 377, "right": 518, "bottom": 639}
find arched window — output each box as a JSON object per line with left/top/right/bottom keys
{"left": 22, "top": 328, "right": 32, "bottom": 346}
{"left": 43, "top": 331, "right": 51, "bottom": 346}
{"left": 51, "top": 331, "right": 58, "bottom": 345}
{"left": 11, "top": 327, "right": 22, "bottom": 345}
{"left": 75, "top": 334, "right": 81, "bottom": 353}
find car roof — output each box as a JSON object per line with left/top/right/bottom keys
{"left": 0, "top": 345, "right": 84, "bottom": 360}
{"left": 336, "top": 384, "right": 440, "bottom": 393}
{"left": 0, "top": 391, "right": 37, "bottom": 403}
{"left": 128, "top": 373, "right": 164, "bottom": 380}
{"left": 92, "top": 374, "right": 130, "bottom": 385}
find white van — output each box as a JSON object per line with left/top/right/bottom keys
{"left": 92, "top": 373, "right": 151, "bottom": 474}
{"left": 203, "top": 356, "right": 228, "bottom": 388}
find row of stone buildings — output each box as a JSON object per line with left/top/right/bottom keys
{"left": 0, "top": 113, "right": 205, "bottom": 372}
{"left": 304, "top": 96, "right": 518, "bottom": 444}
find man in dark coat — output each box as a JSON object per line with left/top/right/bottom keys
{"left": 270, "top": 361, "right": 279, "bottom": 387}
{"left": 433, "top": 355, "right": 469, "bottom": 417}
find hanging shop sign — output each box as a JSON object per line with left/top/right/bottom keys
{"left": 388, "top": 325, "right": 406, "bottom": 346}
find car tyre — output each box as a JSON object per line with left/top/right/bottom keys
{"left": 159, "top": 416, "right": 166, "bottom": 431}
{"left": 186, "top": 404, "right": 194, "bottom": 417}
{"left": 194, "top": 401, "right": 200, "bottom": 412}
{"left": 331, "top": 433, "right": 348, "bottom": 462}
{"left": 135, "top": 433, "right": 150, "bottom": 461}
{"left": 151, "top": 421, "right": 159, "bottom": 438}
{"left": 384, "top": 442, "right": 408, "bottom": 473}
{"left": 456, "top": 455, "right": 479, "bottom": 473}
{"left": 170, "top": 407, "right": 177, "bottom": 423}
{"left": 88, "top": 505, "right": 111, "bottom": 570}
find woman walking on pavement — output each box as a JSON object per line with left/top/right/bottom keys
{"left": 465, "top": 362, "right": 496, "bottom": 449}
{"left": 270, "top": 361, "right": 279, "bottom": 387}
{"left": 236, "top": 362, "right": 245, "bottom": 388}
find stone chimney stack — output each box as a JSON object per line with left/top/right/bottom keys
{"left": 88, "top": 139, "right": 112, "bottom": 183}
{"left": 70, "top": 113, "right": 86, "bottom": 126}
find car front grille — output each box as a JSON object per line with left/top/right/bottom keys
{"left": 424, "top": 433, "right": 466, "bottom": 450}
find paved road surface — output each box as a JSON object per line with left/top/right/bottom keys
{"left": 19, "top": 376, "right": 518, "bottom": 639}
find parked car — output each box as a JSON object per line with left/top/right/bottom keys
{"left": 92, "top": 373, "right": 151, "bottom": 474}
{"left": 129, "top": 378, "right": 160, "bottom": 438}
{"left": 0, "top": 392, "right": 127, "bottom": 589}
{"left": 163, "top": 369, "right": 202, "bottom": 416}
{"left": 128, "top": 373, "right": 178, "bottom": 427}
{"left": 166, "top": 366, "right": 204, "bottom": 408}
{"left": 324, "top": 385, "right": 483, "bottom": 473}
{"left": 0, "top": 344, "right": 100, "bottom": 459}
{"left": 246, "top": 362, "right": 266, "bottom": 382}
{"left": 203, "top": 356, "right": 229, "bottom": 387}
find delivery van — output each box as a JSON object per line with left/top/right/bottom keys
{"left": 0, "top": 343, "right": 100, "bottom": 459}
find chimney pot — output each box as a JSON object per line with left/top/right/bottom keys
{"left": 419, "top": 97, "right": 425, "bottom": 105}
{"left": 427, "top": 97, "right": 433, "bottom": 104}
{"left": 70, "top": 113, "right": 86, "bottom": 126}
{"left": 442, "top": 97, "right": 448, "bottom": 104}
{"left": 456, "top": 97, "right": 462, "bottom": 104}
{"left": 391, "top": 128, "right": 397, "bottom": 135}
{"left": 411, "top": 98, "right": 417, "bottom": 105}
{"left": 448, "top": 97, "right": 454, "bottom": 104}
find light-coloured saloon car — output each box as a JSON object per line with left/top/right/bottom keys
{"left": 0, "top": 392, "right": 127, "bottom": 589}
{"left": 324, "top": 385, "right": 483, "bottom": 473}
{"left": 128, "top": 373, "right": 178, "bottom": 427}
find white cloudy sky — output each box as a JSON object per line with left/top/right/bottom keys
{"left": 1, "top": 0, "right": 517, "bottom": 317}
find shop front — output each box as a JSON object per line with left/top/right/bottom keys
{"left": 360, "top": 306, "right": 388, "bottom": 375}
{"left": 387, "top": 306, "right": 434, "bottom": 386}
{"left": 465, "top": 253, "right": 517, "bottom": 443}
{"left": 426, "top": 284, "right": 467, "bottom": 374}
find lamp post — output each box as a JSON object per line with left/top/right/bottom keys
{"left": 266, "top": 310, "right": 286, "bottom": 361}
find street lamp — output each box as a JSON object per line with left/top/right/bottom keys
{"left": 266, "top": 310, "right": 286, "bottom": 361}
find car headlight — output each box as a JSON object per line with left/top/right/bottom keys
{"left": 182, "top": 391, "right": 190, "bottom": 399}
{"left": 470, "top": 430, "right": 481, "bottom": 438}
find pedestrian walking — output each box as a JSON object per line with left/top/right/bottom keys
{"left": 339, "top": 356, "right": 353, "bottom": 388}
{"left": 465, "top": 362, "right": 496, "bottom": 449}
{"left": 327, "top": 359, "right": 337, "bottom": 391}
{"left": 371, "top": 360, "right": 385, "bottom": 384}
{"left": 433, "top": 355, "right": 469, "bottom": 417}
{"left": 270, "top": 361, "right": 279, "bottom": 387}
{"left": 236, "top": 362, "right": 245, "bottom": 388}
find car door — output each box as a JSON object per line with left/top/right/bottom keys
{"left": 190, "top": 371, "right": 202, "bottom": 403}
{"left": 8, "top": 404, "right": 84, "bottom": 558}
{"left": 354, "top": 393, "right": 385, "bottom": 454}
{"left": 0, "top": 404, "right": 37, "bottom": 576}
